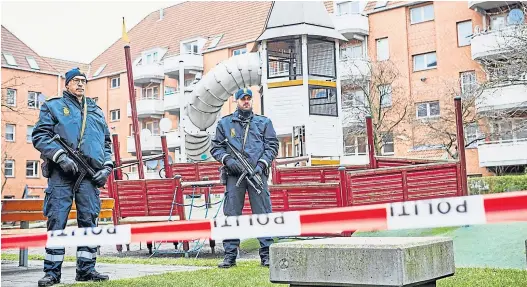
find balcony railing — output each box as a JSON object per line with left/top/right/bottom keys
{"left": 164, "top": 53, "right": 204, "bottom": 78}
{"left": 127, "top": 98, "right": 164, "bottom": 117}
{"left": 338, "top": 58, "right": 370, "bottom": 79}
{"left": 471, "top": 25, "right": 522, "bottom": 60}
{"left": 133, "top": 63, "right": 164, "bottom": 85}
{"left": 476, "top": 84, "right": 527, "bottom": 113}
{"left": 478, "top": 138, "right": 527, "bottom": 167}
{"left": 126, "top": 130, "right": 181, "bottom": 153}
{"left": 331, "top": 13, "right": 369, "bottom": 39}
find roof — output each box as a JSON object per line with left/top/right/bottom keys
{"left": 42, "top": 56, "right": 90, "bottom": 77}
{"left": 1, "top": 25, "right": 59, "bottom": 75}
{"left": 364, "top": 1, "right": 416, "bottom": 15}
{"left": 258, "top": 1, "right": 346, "bottom": 41}
{"left": 89, "top": 1, "right": 273, "bottom": 77}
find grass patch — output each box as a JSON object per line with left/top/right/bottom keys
{"left": 420, "top": 226, "right": 459, "bottom": 236}
{"left": 439, "top": 268, "right": 527, "bottom": 286}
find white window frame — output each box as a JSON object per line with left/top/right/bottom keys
{"left": 4, "top": 160, "right": 15, "bottom": 178}
{"left": 26, "top": 125, "right": 34, "bottom": 143}
{"left": 413, "top": 52, "right": 437, "bottom": 72}
{"left": 183, "top": 41, "right": 199, "bottom": 55}
{"left": 143, "top": 120, "right": 160, "bottom": 136}
{"left": 26, "top": 56, "right": 40, "bottom": 70}
{"left": 6, "top": 88, "right": 16, "bottom": 107}
{"left": 141, "top": 86, "right": 159, "bottom": 100}
{"left": 145, "top": 51, "right": 158, "bottom": 64}
{"left": 344, "top": 133, "right": 367, "bottom": 156}
{"left": 209, "top": 35, "right": 223, "bottom": 49}
{"left": 110, "top": 109, "right": 120, "bottom": 122}
{"left": 3, "top": 52, "right": 17, "bottom": 66}
{"left": 378, "top": 84, "right": 392, "bottom": 108}
{"left": 375, "top": 1, "right": 388, "bottom": 9}
{"left": 111, "top": 77, "right": 120, "bottom": 88}
{"left": 26, "top": 160, "right": 39, "bottom": 178}
{"left": 376, "top": 38, "right": 389, "bottom": 61}
{"left": 336, "top": 1, "right": 360, "bottom": 16}
{"left": 465, "top": 123, "right": 482, "bottom": 148}
{"left": 457, "top": 20, "right": 472, "bottom": 47}
{"left": 232, "top": 48, "right": 247, "bottom": 56}
{"left": 340, "top": 44, "right": 363, "bottom": 60}
{"left": 460, "top": 71, "right": 477, "bottom": 96}
{"left": 92, "top": 64, "right": 106, "bottom": 77}
{"left": 5, "top": 124, "right": 15, "bottom": 142}
{"left": 410, "top": 4, "right": 434, "bottom": 24}
{"left": 28, "top": 91, "right": 42, "bottom": 109}
{"left": 381, "top": 132, "right": 394, "bottom": 155}
{"left": 416, "top": 101, "right": 440, "bottom": 119}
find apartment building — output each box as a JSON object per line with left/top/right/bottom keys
{"left": 2, "top": 1, "right": 526, "bottom": 198}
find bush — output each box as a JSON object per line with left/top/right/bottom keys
{"left": 468, "top": 174, "right": 527, "bottom": 195}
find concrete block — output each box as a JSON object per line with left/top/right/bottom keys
{"left": 269, "top": 237, "right": 455, "bottom": 286}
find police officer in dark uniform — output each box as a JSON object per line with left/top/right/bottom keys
{"left": 211, "top": 87, "right": 279, "bottom": 268}
{"left": 32, "top": 68, "right": 113, "bottom": 286}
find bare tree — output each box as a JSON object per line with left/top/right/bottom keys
{"left": 340, "top": 59, "right": 412, "bottom": 155}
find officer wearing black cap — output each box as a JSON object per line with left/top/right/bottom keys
{"left": 211, "top": 87, "right": 279, "bottom": 268}
{"left": 32, "top": 67, "right": 113, "bottom": 286}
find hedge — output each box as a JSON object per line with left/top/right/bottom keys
{"left": 468, "top": 174, "right": 527, "bottom": 195}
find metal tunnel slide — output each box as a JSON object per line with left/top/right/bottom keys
{"left": 181, "top": 52, "right": 262, "bottom": 162}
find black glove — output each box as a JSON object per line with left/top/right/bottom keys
{"left": 254, "top": 162, "right": 266, "bottom": 176}
{"left": 92, "top": 166, "right": 112, "bottom": 188}
{"left": 56, "top": 153, "right": 78, "bottom": 175}
{"left": 225, "top": 157, "right": 243, "bottom": 175}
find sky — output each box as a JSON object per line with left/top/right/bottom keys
{"left": 1, "top": 0, "right": 181, "bottom": 64}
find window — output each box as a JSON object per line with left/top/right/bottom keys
{"left": 341, "top": 45, "right": 363, "bottom": 59}
{"left": 143, "top": 121, "right": 160, "bottom": 135}
{"left": 28, "top": 91, "right": 41, "bottom": 109}
{"left": 416, "top": 101, "right": 440, "bottom": 119}
{"left": 378, "top": 84, "right": 392, "bottom": 108}
{"left": 490, "top": 15, "right": 506, "bottom": 31}
{"left": 337, "top": 1, "right": 360, "bottom": 16}
{"left": 165, "top": 86, "right": 177, "bottom": 96}
{"left": 343, "top": 129, "right": 367, "bottom": 156}
{"left": 457, "top": 21, "right": 472, "bottom": 47}
{"left": 375, "top": 1, "right": 388, "bottom": 9}
{"left": 410, "top": 4, "right": 434, "bottom": 24}
{"left": 308, "top": 86, "right": 338, "bottom": 117}
{"left": 2, "top": 52, "right": 17, "bottom": 66}
{"left": 141, "top": 86, "right": 159, "bottom": 99}
{"left": 183, "top": 41, "right": 199, "bottom": 54}
{"left": 6, "top": 89, "right": 16, "bottom": 107}
{"left": 5, "top": 124, "right": 15, "bottom": 142}
{"left": 184, "top": 79, "right": 193, "bottom": 87}
{"left": 376, "top": 38, "right": 389, "bottom": 61}
{"left": 209, "top": 35, "right": 223, "bottom": 49}
{"left": 413, "top": 52, "right": 437, "bottom": 71}
{"left": 92, "top": 64, "right": 106, "bottom": 77}
{"left": 26, "top": 56, "right": 40, "bottom": 70}
{"left": 146, "top": 52, "right": 158, "bottom": 64}
{"left": 111, "top": 77, "right": 120, "bottom": 88}
{"left": 465, "top": 123, "right": 482, "bottom": 148}
{"left": 232, "top": 48, "right": 247, "bottom": 56}
{"left": 26, "top": 161, "right": 39, "bottom": 178}
{"left": 460, "top": 71, "right": 477, "bottom": 96}
{"left": 381, "top": 133, "right": 394, "bottom": 155}
{"left": 489, "top": 118, "right": 527, "bottom": 142}
{"left": 26, "top": 125, "right": 34, "bottom": 143}
{"left": 110, "top": 109, "right": 120, "bottom": 121}
{"left": 4, "top": 160, "right": 14, "bottom": 178}
{"left": 342, "top": 90, "right": 365, "bottom": 109}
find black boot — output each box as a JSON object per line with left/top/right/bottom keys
{"left": 259, "top": 246, "right": 270, "bottom": 267}
{"left": 75, "top": 270, "right": 109, "bottom": 282}
{"left": 38, "top": 274, "right": 60, "bottom": 287}
{"left": 261, "top": 256, "right": 270, "bottom": 267}
{"left": 218, "top": 256, "right": 236, "bottom": 268}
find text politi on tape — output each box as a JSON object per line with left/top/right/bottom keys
{"left": 386, "top": 195, "right": 486, "bottom": 230}
{"left": 46, "top": 225, "right": 132, "bottom": 248}
{"left": 210, "top": 212, "right": 301, "bottom": 240}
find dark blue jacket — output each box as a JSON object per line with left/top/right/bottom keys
{"left": 211, "top": 110, "right": 279, "bottom": 169}
{"left": 32, "top": 91, "right": 113, "bottom": 172}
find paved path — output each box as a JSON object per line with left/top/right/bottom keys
{"left": 1, "top": 260, "right": 208, "bottom": 287}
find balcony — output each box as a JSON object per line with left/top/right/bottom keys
{"left": 127, "top": 99, "right": 164, "bottom": 118}
{"left": 471, "top": 26, "right": 522, "bottom": 60}
{"left": 476, "top": 84, "right": 527, "bottom": 113}
{"left": 338, "top": 59, "right": 370, "bottom": 80}
{"left": 126, "top": 131, "right": 181, "bottom": 154}
{"left": 133, "top": 63, "right": 165, "bottom": 85}
{"left": 478, "top": 139, "right": 527, "bottom": 167}
{"left": 164, "top": 92, "right": 180, "bottom": 112}
{"left": 331, "top": 13, "right": 369, "bottom": 40}
{"left": 164, "top": 54, "right": 204, "bottom": 78}
{"left": 469, "top": 1, "right": 519, "bottom": 11}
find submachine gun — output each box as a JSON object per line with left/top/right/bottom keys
{"left": 222, "top": 138, "right": 265, "bottom": 194}
{"left": 47, "top": 134, "right": 97, "bottom": 191}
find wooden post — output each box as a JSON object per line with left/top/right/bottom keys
{"left": 454, "top": 97, "right": 468, "bottom": 196}
{"left": 160, "top": 135, "right": 173, "bottom": 178}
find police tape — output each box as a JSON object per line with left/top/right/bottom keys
{"left": 2, "top": 191, "right": 527, "bottom": 250}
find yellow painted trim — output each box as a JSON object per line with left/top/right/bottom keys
{"left": 267, "top": 80, "right": 303, "bottom": 88}
{"left": 308, "top": 80, "right": 337, "bottom": 88}
{"left": 311, "top": 159, "right": 340, "bottom": 166}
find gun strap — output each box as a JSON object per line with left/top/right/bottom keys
{"left": 77, "top": 96, "right": 88, "bottom": 150}
{"left": 242, "top": 121, "right": 250, "bottom": 152}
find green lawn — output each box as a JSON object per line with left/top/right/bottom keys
{"left": 2, "top": 254, "right": 526, "bottom": 286}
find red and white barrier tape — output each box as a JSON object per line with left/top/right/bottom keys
{"left": 2, "top": 191, "right": 527, "bottom": 250}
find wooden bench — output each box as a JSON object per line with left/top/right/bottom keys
{"left": 1, "top": 198, "right": 115, "bottom": 267}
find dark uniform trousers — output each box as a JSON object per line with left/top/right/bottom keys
{"left": 222, "top": 174, "right": 273, "bottom": 260}
{"left": 43, "top": 169, "right": 101, "bottom": 280}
